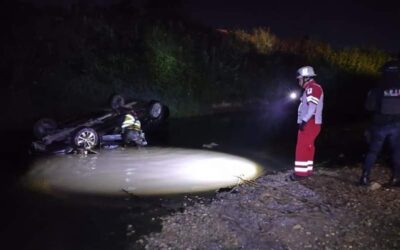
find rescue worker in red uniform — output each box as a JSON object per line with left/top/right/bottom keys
{"left": 290, "top": 66, "right": 324, "bottom": 181}
{"left": 359, "top": 60, "right": 400, "bottom": 186}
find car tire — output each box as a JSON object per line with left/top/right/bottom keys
{"left": 33, "top": 118, "right": 57, "bottom": 139}
{"left": 110, "top": 94, "right": 125, "bottom": 110}
{"left": 148, "top": 101, "right": 164, "bottom": 120}
{"left": 73, "top": 127, "right": 99, "bottom": 150}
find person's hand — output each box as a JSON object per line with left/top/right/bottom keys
{"left": 299, "top": 121, "right": 307, "bottom": 131}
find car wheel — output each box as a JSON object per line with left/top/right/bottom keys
{"left": 73, "top": 127, "right": 99, "bottom": 150}
{"left": 110, "top": 94, "right": 125, "bottom": 110}
{"left": 148, "top": 101, "right": 164, "bottom": 119}
{"left": 33, "top": 118, "right": 57, "bottom": 139}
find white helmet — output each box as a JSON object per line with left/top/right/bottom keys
{"left": 297, "top": 66, "right": 316, "bottom": 78}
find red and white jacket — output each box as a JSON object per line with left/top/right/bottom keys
{"left": 297, "top": 80, "right": 324, "bottom": 124}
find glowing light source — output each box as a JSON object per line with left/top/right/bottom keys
{"left": 23, "top": 147, "right": 261, "bottom": 196}
{"left": 289, "top": 91, "right": 298, "bottom": 100}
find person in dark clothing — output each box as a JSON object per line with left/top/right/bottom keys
{"left": 120, "top": 108, "right": 147, "bottom": 146}
{"left": 360, "top": 60, "right": 400, "bottom": 186}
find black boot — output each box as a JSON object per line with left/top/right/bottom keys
{"left": 384, "top": 177, "right": 400, "bottom": 188}
{"left": 289, "top": 173, "right": 307, "bottom": 181}
{"left": 392, "top": 178, "right": 400, "bottom": 187}
{"left": 359, "top": 175, "right": 370, "bottom": 186}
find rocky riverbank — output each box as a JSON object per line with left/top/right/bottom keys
{"left": 133, "top": 165, "right": 400, "bottom": 250}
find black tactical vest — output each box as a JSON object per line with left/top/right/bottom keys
{"left": 380, "top": 88, "right": 400, "bottom": 115}
{"left": 366, "top": 85, "right": 400, "bottom": 125}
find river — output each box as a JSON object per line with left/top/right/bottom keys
{"left": 0, "top": 110, "right": 367, "bottom": 250}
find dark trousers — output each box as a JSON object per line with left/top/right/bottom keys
{"left": 362, "top": 123, "right": 400, "bottom": 177}
{"left": 122, "top": 129, "right": 139, "bottom": 144}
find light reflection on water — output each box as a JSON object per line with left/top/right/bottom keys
{"left": 24, "top": 147, "right": 262, "bottom": 196}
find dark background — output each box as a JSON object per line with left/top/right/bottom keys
{"left": 183, "top": 0, "right": 400, "bottom": 52}
{"left": 0, "top": 1, "right": 397, "bottom": 249}
{"left": 21, "top": 0, "right": 400, "bottom": 52}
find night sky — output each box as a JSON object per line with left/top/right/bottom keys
{"left": 182, "top": 0, "right": 400, "bottom": 52}
{"left": 21, "top": 0, "right": 400, "bottom": 52}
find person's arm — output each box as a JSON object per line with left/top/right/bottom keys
{"left": 302, "top": 85, "right": 322, "bottom": 122}
{"left": 299, "top": 102, "right": 317, "bottom": 131}
{"left": 302, "top": 102, "right": 317, "bottom": 122}
{"left": 365, "top": 89, "right": 377, "bottom": 112}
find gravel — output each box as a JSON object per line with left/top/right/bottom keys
{"left": 132, "top": 165, "right": 400, "bottom": 250}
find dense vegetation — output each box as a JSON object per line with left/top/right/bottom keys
{"left": 0, "top": 1, "right": 395, "bottom": 129}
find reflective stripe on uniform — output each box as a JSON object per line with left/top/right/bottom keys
{"left": 306, "top": 96, "right": 319, "bottom": 104}
{"left": 295, "top": 161, "right": 313, "bottom": 166}
{"left": 295, "top": 167, "right": 309, "bottom": 173}
{"left": 133, "top": 120, "right": 141, "bottom": 129}
{"left": 122, "top": 114, "right": 136, "bottom": 128}
{"left": 295, "top": 161, "right": 308, "bottom": 166}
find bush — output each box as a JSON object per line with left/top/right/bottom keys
{"left": 1, "top": 2, "right": 395, "bottom": 129}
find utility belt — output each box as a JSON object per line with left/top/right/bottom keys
{"left": 372, "top": 114, "right": 400, "bottom": 126}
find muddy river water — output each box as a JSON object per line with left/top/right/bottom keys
{"left": 25, "top": 147, "right": 262, "bottom": 196}
{"left": 1, "top": 110, "right": 366, "bottom": 250}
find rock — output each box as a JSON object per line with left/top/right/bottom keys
{"left": 368, "top": 182, "right": 381, "bottom": 191}
{"left": 293, "top": 224, "right": 303, "bottom": 230}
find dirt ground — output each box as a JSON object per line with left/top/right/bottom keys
{"left": 132, "top": 165, "right": 400, "bottom": 250}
